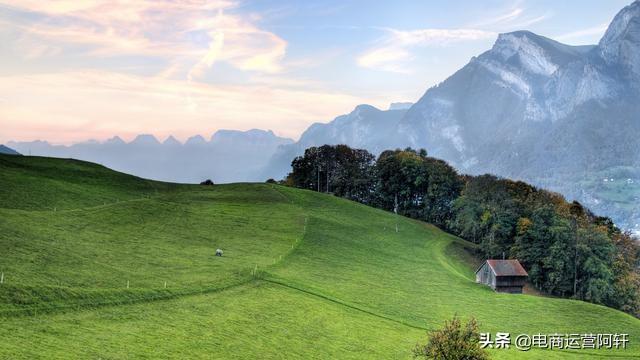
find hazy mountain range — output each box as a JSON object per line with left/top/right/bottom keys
{"left": 8, "top": 130, "right": 293, "bottom": 183}
{"left": 7, "top": 1, "right": 640, "bottom": 232}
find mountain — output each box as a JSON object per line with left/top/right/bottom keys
{"left": 162, "top": 135, "right": 181, "bottom": 146}
{"left": 0, "top": 145, "right": 20, "bottom": 155}
{"left": 261, "top": 104, "right": 408, "bottom": 180}
{"left": 131, "top": 134, "right": 161, "bottom": 146}
{"left": 393, "top": 2, "right": 640, "bottom": 232}
{"left": 9, "top": 129, "right": 293, "bottom": 184}
{"left": 262, "top": 1, "right": 640, "bottom": 232}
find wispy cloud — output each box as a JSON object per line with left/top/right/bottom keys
{"left": 356, "top": 1, "right": 553, "bottom": 74}
{"left": 468, "top": 3, "right": 551, "bottom": 30}
{"left": 1, "top": 0, "right": 286, "bottom": 76}
{"left": 556, "top": 23, "right": 609, "bottom": 43}
{"left": 471, "top": 8, "right": 525, "bottom": 28}
{"left": 357, "top": 28, "right": 495, "bottom": 73}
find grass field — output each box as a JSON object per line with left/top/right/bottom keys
{"left": 1, "top": 154, "right": 639, "bottom": 359}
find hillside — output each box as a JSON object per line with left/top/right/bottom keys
{"left": 1, "top": 154, "right": 639, "bottom": 359}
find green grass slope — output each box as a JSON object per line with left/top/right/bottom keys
{"left": 0, "top": 154, "right": 639, "bottom": 359}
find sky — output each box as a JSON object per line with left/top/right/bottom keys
{"left": 0, "top": 0, "right": 633, "bottom": 144}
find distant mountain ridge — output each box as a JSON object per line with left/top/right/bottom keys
{"left": 9, "top": 129, "right": 293, "bottom": 183}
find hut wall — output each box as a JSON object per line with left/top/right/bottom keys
{"left": 495, "top": 276, "right": 527, "bottom": 288}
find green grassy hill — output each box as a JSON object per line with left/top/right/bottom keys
{"left": 1, "top": 154, "right": 639, "bottom": 359}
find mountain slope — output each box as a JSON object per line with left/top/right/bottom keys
{"left": 0, "top": 144, "right": 19, "bottom": 155}
{"left": 262, "top": 104, "right": 407, "bottom": 179}
{"left": 1, "top": 154, "right": 639, "bottom": 358}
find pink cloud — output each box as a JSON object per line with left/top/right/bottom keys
{"left": 3, "top": 0, "right": 286, "bottom": 75}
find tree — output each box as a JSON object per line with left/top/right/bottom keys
{"left": 287, "top": 145, "right": 375, "bottom": 202}
{"left": 575, "top": 226, "right": 614, "bottom": 303}
{"left": 413, "top": 316, "right": 488, "bottom": 360}
{"left": 374, "top": 148, "right": 462, "bottom": 225}
{"left": 610, "top": 231, "right": 640, "bottom": 316}
{"left": 421, "top": 158, "right": 463, "bottom": 228}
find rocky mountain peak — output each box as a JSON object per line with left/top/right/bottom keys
{"left": 185, "top": 135, "right": 207, "bottom": 146}
{"left": 488, "top": 30, "right": 590, "bottom": 77}
{"left": 163, "top": 135, "right": 181, "bottom": 146}
{"left": 131, "top": 134, "right": 160, "bottom": 146}
{"left": 210, "top": 129, "right": 292, "bottom": 145}
{"left": 599, "top": 0, "right": 640, "bottom": 74}
{"left": 105, "top": 136, "right": 125, "bottom": 145}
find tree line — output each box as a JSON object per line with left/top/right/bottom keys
{"left": 284, "top": 145, "right": 640, "bottom": 316}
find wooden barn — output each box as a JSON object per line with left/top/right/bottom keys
{"left": 475, "top": 259, "right": 528, "bottom": 294}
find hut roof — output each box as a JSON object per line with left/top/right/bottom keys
{"left": 478, "top": 259, "right": 528, "bottom": 277}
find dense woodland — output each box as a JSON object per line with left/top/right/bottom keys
{"left": 284, "top": 145, "right": 640, "bottom": 316}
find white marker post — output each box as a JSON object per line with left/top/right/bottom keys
{"left": 164, "top": 281, "right": 167, "bottom": 289}
{"left": 127, "top": 280, "right": 130, "bottom": 289}
{"left": 0, "top": 272, "right": 3, "bottom": 284}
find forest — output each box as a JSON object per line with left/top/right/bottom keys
{"left": 285, "top": 145, "right": 640, "bottom": 316}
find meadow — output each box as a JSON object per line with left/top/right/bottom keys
{"left": 0, "top": 154, "right": 639, "bottom": 359}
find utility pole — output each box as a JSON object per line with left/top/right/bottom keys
{"left": 394, "top": 193, "right": 399, "bottom": 233}
{"left": 315, "top": 147, "right": 320, "bottom": 193}
{"left": 326, "top": 164, "right": 329, "bottom": 193}
{"left": 394, "top": 194, "right": 398, "bottom": 215}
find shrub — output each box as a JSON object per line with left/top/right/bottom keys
{"left": 413, "top": 316, "right": 488, "bottom": 360}
{"left": 200, "top": 179, "right": 214, "bottom": 186}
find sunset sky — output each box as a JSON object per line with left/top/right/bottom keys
{"left": 0, "top": 0, "right": 632, "bottom": 144}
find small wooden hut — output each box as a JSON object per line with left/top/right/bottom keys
{"left": 475, "top": 259, "right": 528, "bottom": 294}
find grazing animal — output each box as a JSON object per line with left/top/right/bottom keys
{"left": 215, "top": 248, "right": 223, "bottom": 257}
